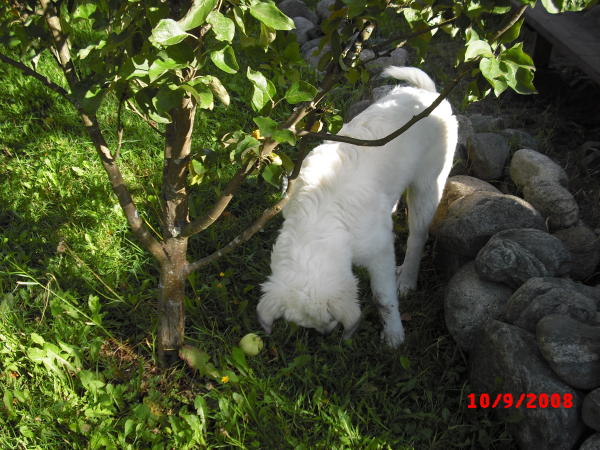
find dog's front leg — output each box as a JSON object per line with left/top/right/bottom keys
{"left": 366, "top": 245, "right": 405, "bottom": 348}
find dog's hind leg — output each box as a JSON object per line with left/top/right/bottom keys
{"left": 365, "top": 236, "right": 405, "bottom": 348}
{"left": 397, "top": 181, "right": 442, "bottom": 296}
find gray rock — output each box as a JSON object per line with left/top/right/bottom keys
{"left": 305, "top": 42, "right": 330, "bottom": 69}
{"left": 434, "top": 191, "right": 546, "bottom": 258}
{"left": 470, "top": 320, "right": 585, "bottom": 450}
{"left": 467, "top": 132, "right": 511, "bottom": 180}
{"left": 345, "top": 100, "right": 371, "bottom": 122}
{"left": 510, "top": 148, "right": 569, "bottom": 189}
{"left": 291, "top": 16, "right": 318, "bottom": 45}
{"left": 503, "top": 277, "right": 598, "bottom": 332}
{"left": 580, "top": 433, "right": 600, "bottom": 450}
{"left": 301, "top": 37, "right": 321, "bottom": 56}
{"left": 475, "top": 228, "right": 571, "bottom": 288}
{"left": 583, "top": 388, "right": 600, "bottom": 431}
{"left": 523, "top": 180, "right": 579, "bottom": 230}
{"left": 279, "top": 0, "right": 319, "bottom": 25}
{"left": 444, "top": 262, "right": 513, "bottom": 351}
{"left": 500, "top": 128, "right": 538, "bottom": 150}
{"left": 456, "top": 114, "right": 475, "bottom": 150}
{"left": 537, "top": 314, "right": 600, "bottom": 390}
{"left": 469, "top": 113, "right": 505, "bottom": 132}
{"left": 430, "top": 175, "right": 500, "bottom": 233}
{"left": 451, "top": 116, "right": 475, "bottom": 176}
{"left": 365, "top": 48, "right": 408, "bottom": 73}
{"left": 358, "top": 48, "right": 375, "bottom": 63}
{"left": 553, "top": 222, "right": 600, "bottom": 280}
{"left": 316, "top": 0, "right": 336, "bottom": 21}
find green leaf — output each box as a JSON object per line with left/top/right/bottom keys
{"left": 284, "top": 80, "right": 317, "bottom": 104}
{"left": 210, "top": 45, "right": 239, "bottom": 74}
{"left": 30, "top": 333, "right": 45, "bottom": 345}
{"left": 179, "top": 0, "right": 218, "bottom": 31}
{"left": 207, "top": 11, "right": 235, "bottom": 42}
{"left": 465, "top": 39, "right": 493, "bottom": 61}
{"left": 513, "top": 66, "right": 537, "bottom": 94}
{"left": 501, "top": 43, "right": 534, "bottom": 68}
{"left": 249, "top": 1, "right": 295, "bottom": 30}
{"left": 253, "top": 116, "right": 278, "bottom": 136}
{"left": 262, "top": 163, "right": 283, "bottom": 187}
{"left": 73, "top": 2, "right": 97, "bottom": 19}
{"left": 232, "top": 6, "right": 246, "bottom": 34}
{"left": 153, "top": 85, "right": 184, "bottom": 114}
{"left": 479, "top": 57, "right": 508, "bottom": 97}
{"left": 247, "top": 67, "right": 275, "bottom": 111}
{"left": 272, "top": 129, "right": 296, "bottom": 145}
{"left": 72, "top": 82, "right": 106, "bottom": 114}
{"left": 122, "top": 56, "right": 150, "bottom": 80}
{"left": 150, "top": 19, "right": 190, "bottom": 47}
{"left": 541, "top": 0, "right": 560, "bottom": 13}
{"left": 499, "top": 17, "right": 524, "bottom": 43}
{"left": 279, "top": 152, "right": 294, "bottom": 174}
{"left": 148, "top": 57, "right": 185, "bottom": 82}
{"left": 181, "top": 84, "right": 214, "bottom": 110}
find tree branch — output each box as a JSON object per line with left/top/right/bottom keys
{"left": 0, "top": 52, "right": 69, "bottom": 98}
{"left": 37, "top": 0, "right": 168, "bottom": 264}
{"left": 185, "top": 141, "right": 312, "bottom": 274}
{"left": 298, "top": 67, "right": 469, "bottom": 146}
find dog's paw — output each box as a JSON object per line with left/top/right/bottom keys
{"left": 380, "top": 325, "right": 405, "bottom": 349}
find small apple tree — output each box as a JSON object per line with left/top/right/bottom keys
{"left": 0, "top": 0, "right": 593, "bottom": 365}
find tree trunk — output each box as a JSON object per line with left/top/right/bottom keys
{"left": 157, "top": 238, "right": 188, "bottom": 365}
{"left": 157, "top": 94, "right": 196, "bottom": 366}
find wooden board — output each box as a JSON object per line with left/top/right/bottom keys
{"left": 524, "top": 4, "right": 600, "bottom": 84}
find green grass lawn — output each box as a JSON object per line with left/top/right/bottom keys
{"left": 0, "top": 52, "right": 514, "bottom": 449}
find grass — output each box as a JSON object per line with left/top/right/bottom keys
{"left": 0, "top": 48, "right": 516, "bottom": 448}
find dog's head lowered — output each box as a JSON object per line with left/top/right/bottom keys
{"left": 257, "top": 276, "right": 361, "bottom": 339}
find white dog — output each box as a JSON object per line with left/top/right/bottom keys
{"left": 257, "top": 67, "right": 458, "bottom": 347}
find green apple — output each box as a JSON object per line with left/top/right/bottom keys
{"left": 239, "top": 333, "right": 264, "bottom": 356}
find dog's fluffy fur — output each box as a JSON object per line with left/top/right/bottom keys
{"left": 257, "top": 67, "right": 458, "bottom": 347}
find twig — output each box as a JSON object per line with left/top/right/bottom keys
{"left": 115, "top": 94, "right": 125, "bottom": 160}
{"left": 366, "top": 16, "right": 458, "bottom": 61}
{"left": 125, "top": 100, "right": 165, "bottom": 137}
{"left": 0, "top": 52, "right": 69, "bottom": 98}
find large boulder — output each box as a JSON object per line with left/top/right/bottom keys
{"left": 510, "top": 148, "right": 568, "bottom": 188}
{"left": 444, "top": 262, "right": 513, "bottom": 351}
{"left": 430, "top": 175, "right": 500, "bottom": 233}
{"left": 316, "top": 0, "right": 336, "bottom": 21}
{"left": 580, "top": 434, "right": 600, "bottom": 450}
{"left": 582, "top": 388, "right": 600, "bottom": 431}
{"left": 466, "top": 132, "right": 511, "bottom": 180}
{"left": 522, "top": 180, "right": 579, "bottom": 230}
{"left": 291, "top": 16, "right": 318, "bottom": 45}
{"left": 500, "top": 128, "right": 539, "bottom": 150}
{"left": 553, "top": 221, "right": 600, "bottom": 280}
{"left": 279, "top": 0, "right": 319, "bottom": 24}
{"left": 470, "top": 320, "right": 585, "bottom": 450}
{"left": 468, "top": 113, "right": 506, "bottom": 132}
{"left": 537, "top": 314, "right": 600, "bottom": 390}
{"left": 365, "top": 48, "right": 408, "bottom": 73}
{"left": 503, "top": 278, "right": 598, "bottom": 333}
{"left": 434, "top": 191, "right": 545, "bottom": 258}
{"left": 475, "top": 228, "right": 571, "bottom": 288}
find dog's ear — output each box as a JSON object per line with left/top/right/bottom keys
{"left": 256, "top": 294, "right": 282, "bottom": 335}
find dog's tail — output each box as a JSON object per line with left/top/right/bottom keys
{"left": 382, "top": 66, "right": 437, "bottom": 93}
